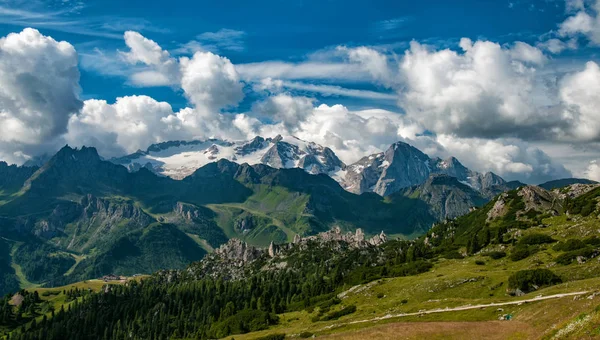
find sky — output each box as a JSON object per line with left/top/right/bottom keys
{"left": 0, "top": 0, "right": 600, "bottom": 184}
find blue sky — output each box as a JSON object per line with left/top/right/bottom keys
{"left": 0, "top": 0, "right": 579, "bottom": 110}
{"left": 1, "top": 0, "right": 600, "bottom": 184}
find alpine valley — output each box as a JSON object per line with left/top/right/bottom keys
{"left": 1, "top": 136, "right": 600, "bottom": 340}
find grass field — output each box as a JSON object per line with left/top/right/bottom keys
{"left": 224, "top": 239, "right": 600, "bottom": 340}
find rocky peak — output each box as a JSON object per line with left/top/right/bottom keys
{"left": 260, "top": 140, "right": 299, "bottom": 168}
{"left": 234, "top": 136, "right": 267, "bottom": 156}
{"left": 52, "top": 145, "right": 102, "bottom": 165}
{"left": 373, "top": 142, "right": 432, "bottom": 196}
{"left": 435, "top": 157, "right": 470, "bottom": 179}
{"left": 213, "top": 239, "right": 263, "bottom": 264}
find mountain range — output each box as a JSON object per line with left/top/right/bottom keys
{"left": 0, "top": 137, "right": 595, "bottom": 297}
{"left": 110, "top": 135, "right": 515, "bottom": 197}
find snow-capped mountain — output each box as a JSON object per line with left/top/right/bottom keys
{"left": 340, "top": 142, "right": 507, "bottom": 196}
{"left": 110, "top": 136, "right": 507, "bottom": 197}
{"left": 110, "top": 135, "right": 345, "bottom": 180}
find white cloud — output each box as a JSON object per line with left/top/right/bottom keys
{"left": 254, "top": 78, "right": 397, "bottom": 100}
{"left": 559, "top": 61, "right": 600, "bottom": 141}
{"left": 583, "top": 160, "right": 600, "bottom": 181}
{"left": 398, "top": 39, "right": 558, "bottom": 139}
{"left": 252, "top": 94, "right": 315, "bottom": 132}
{"left": 179, "top": 51, "right": 244, "bottom": 112}
{"left": 337, "top": 46, "right": 396, "bottom": 86}
{"left": 0, "top": 28, "right": 81, "bottom": 163}
{"left": 559, "top": 0, "right": 600, "bottom": 45}
{"left": 536, "top": 38, "right": 578, "bottom": 54}
{"left": 509, "top": 41, "right": 547, "bottom": 65}
{"left": 66, "top": 96, "right": 183, "bottom": 157}
{"left": 196, "top": 28, "right": 246, "bottom": 52}
{"left": 0, "top": 28, "right": 584, "bottom": 184}
{"left": 236, "top": 61, "right": 369, "bottom": 82}
{"left": 119, "top": 31, "right": 179, "bottom": 86}
{"left": 434, "top": 135, "right": 571, "bottom": 183}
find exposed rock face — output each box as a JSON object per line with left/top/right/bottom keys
{"left": 403, "top": 174, "right": 488, "bottom": 221}
{"left": 234, "top": 215, "right": 254, "bottom": 233}
{"left": 518, "top": 185, "right": 560, "bottom": 213}
{"left": 553, "top": 183, "right": 600, "bottom": 199}
{"left": 189, "top": 239, "right": 265, "bottom": 280}
{"left": 81, "top": 194, "right": 152, "bottom": 224}
{"left": 214, "top": 239, "right": 262, "bottom": 264}
{"left": 268, "top": 227, "right": 388, "bottom": 258}
{"left": 342, "top": 152, "right": 386, "bottom": 194}
{"left": 175, "top": 202, "right": 202, "bottom": 220}
{"left": 190, "top": 227, "right": 391, "bottom": 280}
{"left": 0, "top": 161, "right": 38, "bottom": 193}
{"left": 342, "top": 142, "right": 507, "bottom": 197}
{"left": 487, "top": 185, "right": 562, "bottom": 222}
{"left": 487, "top": 193, "right": 509, "bottom": 221}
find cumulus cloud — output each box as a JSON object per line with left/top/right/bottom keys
{"left": 66, "top": 96, "right": 185, "bottom": 157}
{"left": 119, "top": 31, "right": 180, "bottom": 86}
{"left": 559, "top": 0, "right": 600, "bottom": 45}
{"left": 398, "top": 39, "right": 560, "bottom": 140}
{"left": 0, "top": 28, "right": 584, "bottom": 184}
{"left": 252, "top": 94, "right": 314, "bottom": 132}
{"left": 337, "top": 46, "right": 396, "bottom": 86}
{"left": 583, "top": 160, "right": 600, "bottom": 181}
{"left": 434, "top": 135, "right": 571, "bottom": 183}
{"left": 0, "top": 28, "right": 82, "bottom": 163}
{"left": 179, "top": 51, "right": 244, "bottom": 112}
{"left": 559, "top": 61, "right": 600, "bottom": 141}
{"left": 238, "top": 97, "right": 569, "bottom": 183}
{"left": 536, "top": 38, "right": 578, "bottom": 54}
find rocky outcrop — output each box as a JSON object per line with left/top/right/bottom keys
{"left": 518, "top": 185, "right": 560, "bottom": 214}
{"left": 487, "top": 193, "right": 509, "bottom": 221}
{"left": 188, "top": 227, "right": 391, "bottom": 281}
{"left": 268, "top": 227, "right": 388, "bottom": 258}
{"left": 553, "top": 183, "right": 600, "bottom": 199}
{"left": 214, "top": 239, "right": 263, "bottom": 264}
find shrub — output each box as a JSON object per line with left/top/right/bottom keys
{"left": 401, "top": 299, "right": 408, "bottom": 304}
{"left": 41, "top": 291, "right": 60, "bottom": 297}
{"left": 256, "top": 334, "right": 286, "bottom": 340}
{"left": 475, "top": 260, "right": 485, "bottom": 265}
{"left": 440, "top": 250, "right": 464, "bottom": 259}
{"left": 485, "top": 251, "right": 507, "bottom": 260}
{"left": 585, "top": 236, "right": 600, "bottom": 246}
{"left": 299, "top": 332, "right": 314, "bottom": 338}
{"left": 518, "top": 233, "right": 556, "bottom": 245}
{"left": 510, "top": 246, "right": 531, "bottom": 261}
{"left": 318, "top": 305, "right": 357, "bottom": 321}
{"left": 508, "top": 269, "right": 562, "bottom": 292}
{"left": 376, "top": 292, "right": 385, "bottom": 299}
{"left": 554, "top": 239, "right": 587, "bottom": 252}
{"left": 555, "top": 247, "right": 598, "bottom": 265}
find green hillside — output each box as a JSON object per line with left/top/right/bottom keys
{"left": 3, "top": 183, "right": 600, "bottom": 339}
{"left": 0, "top": 146, "right": 437, "bottom": 295}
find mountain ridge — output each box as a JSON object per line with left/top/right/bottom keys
{"left": 109, "top": 135, "right": 511, "bottom": 198}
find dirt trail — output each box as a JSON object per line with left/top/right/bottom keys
{"left": 323, "top": 290, "right": 590, "bottom": 330}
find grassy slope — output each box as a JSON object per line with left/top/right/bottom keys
{"left": 224, "top": 213, "right": 600, "bottom": 340}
